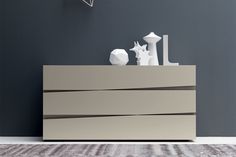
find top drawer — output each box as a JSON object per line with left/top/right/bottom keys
{"left": 43, "top": 65, "right": 196, "bottom": 90}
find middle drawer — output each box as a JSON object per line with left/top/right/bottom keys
{"left": 44, "top": 90, "right": 195, "bottom": 115}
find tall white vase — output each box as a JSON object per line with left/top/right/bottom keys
{"left": 143, "top": 32, "right": 162, "bottom": 65}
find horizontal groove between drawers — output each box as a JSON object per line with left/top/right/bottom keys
{"left": 44, "top": 86, "right": 196, "bottom": 92}
{"left": 44, "top": 113, "right": 196, "bottom": 119}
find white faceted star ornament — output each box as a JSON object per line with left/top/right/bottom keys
{"left": 82, "top": 0, "right": 95, "bottom": 7}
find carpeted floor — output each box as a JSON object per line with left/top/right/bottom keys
{"left": 0, "top": 144, "right": 236, "bottom": 157}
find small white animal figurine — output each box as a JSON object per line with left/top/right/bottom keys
{"left": 163, "top": 35, "right": 179, "bottom": 66}
{"left": 130, "top": 42, "right": 152, "bottom": 66}
{"left": 109, "top": 49, "right": 129, "bottom": 66}
{"left": 143, "top": 32, "right": 162, "bottom": 66}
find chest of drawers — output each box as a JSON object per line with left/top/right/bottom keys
{"left": 43, "top": 65, "right": 196, "bottom": 140}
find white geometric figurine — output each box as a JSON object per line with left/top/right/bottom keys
{"left": 143, "top": 32, "right": 162, "bottom": 66}
{"left": 163, "top": 35, "right": 179, "bottom": 66}
{"left": 130, "top": 42, "right": 152, "bottom": 66}
{"left": 109, "top": 49, "right": 129, "bottom": 66}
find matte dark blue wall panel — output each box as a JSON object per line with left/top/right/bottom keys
{"left": 1, "top": 0, "right": 236, "bottom": 136}
{"left": 0, "top": 0, "right": 5, "bottom": 135}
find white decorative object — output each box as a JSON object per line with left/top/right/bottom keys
{"left": 130, "top": 42, "right": 152, "bottom": 66}
{"left": 109, "top": 49, "right": 129, "bottom": 66}
{"left": 143, "top": 32, "right": 162, "bottom": 66}
{"left": 163, "top": 35, "right": 179, "bottom": 66}
{"left": 82, "top": 0, "right": 95, "bottom": 7}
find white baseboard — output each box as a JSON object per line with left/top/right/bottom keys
{"left": 1, "top": 137, "right": 236, "bottom": 144}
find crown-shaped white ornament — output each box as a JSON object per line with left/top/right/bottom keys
{"left": 130, "top": 42, "right": 152, "bottom": 66}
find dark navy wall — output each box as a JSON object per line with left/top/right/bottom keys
{"left": 1, "top": 0, "right": 236, "bottom": 136}
{"left": 0, "top": 0, "right": 4, "bottom": 135}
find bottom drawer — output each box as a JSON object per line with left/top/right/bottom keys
{"left": 43, "top": 115, "right": 196, "bottom": 140}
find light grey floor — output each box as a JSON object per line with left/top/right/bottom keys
{"left": 0, "top": 144, "right": 236, "bottom": 157}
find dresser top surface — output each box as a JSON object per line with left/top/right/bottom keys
{"left": 43, "top": 65, "right": 196, "bottom": 69}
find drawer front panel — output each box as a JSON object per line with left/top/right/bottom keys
{"left": 43, "top": 115, "right": 196, "bottom": 140}
{"left": 44, "top": 90, "right": 196, "bottom": 115}
{"left": 43, "top": 66, "right": 195, "bottom": 90}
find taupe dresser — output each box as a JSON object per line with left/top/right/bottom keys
{"left": 43, "top": 65, "right": 196, "bottom": 140}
